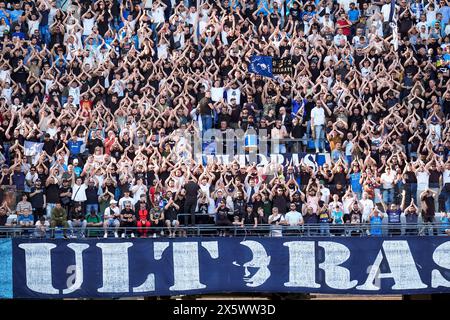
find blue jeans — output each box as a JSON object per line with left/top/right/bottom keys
{"left": 2, "top": 142, "right": 10, "bottom": 165}
{"left": 405, "top": 183, "right": 417, "bottom": 205}
{"left": 201, "top": 114, "right": 213, "bottom": 133}
{"left": 68, "top": 220, "right": 87, "bottom": 235}
{"left": 440, "top": 186, "right": 450, "bottom": 212}
{"left": 320, "top": 223, "right": 330, "bottom": 236}
{"left": 272, "top": 142, "right": 287, "bottom": 154}
{"left": 46, "top": 203, "right": 56, "bottom": 219}
{"left": 313, "top": 125, "right": 324, "bottom": 151}
{"left": 86, "top": 204, "right": 99, "bottom": 215}
{"left": 39, "top": 25, "right": 50, "bottom": 45}
{"left": 382, "top": 188, "right": 394, "bottom": 204}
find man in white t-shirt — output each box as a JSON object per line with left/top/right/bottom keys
{"left": 103, "top": 200, "right": 121, "bottom": 238}
{"left": 319, "top": 183, "right": 331, "bottom": 204}
{"left": 285, "top": 203, "right": 304, "bottom": 226}
{"left": 311, "top": 103, "right": 326, "bottom": 153}
{"left": 416, "top": 166, "right": 429, "bottom": 208}
{"left": 380, "top": 167, "right": 396, "bottom": 204}
{"left": 360, "top": 192, "right": 374, "bottom": 222}
{"left": 119, "top": 190, "right": 136, "bottom": 211}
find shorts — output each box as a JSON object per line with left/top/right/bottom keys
{"left": 6, "top": 214, "right": 17, "bottom": 225}
{"left": 166, "top": 220, "right": 178, "bottom": 227}
{"left": 106, "top": 218, "right": 120, "bottom": 227}
{"left": 18, "top": 215, "right": 34, "bottom": 223}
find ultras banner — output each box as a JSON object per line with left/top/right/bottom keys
{"left": 2, "top": 237, "right": 450, "bottom": 298}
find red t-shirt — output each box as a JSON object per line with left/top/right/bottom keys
{"left": 138, "top": 209, "right": 149, "bottom": 221}
{"left": 336, "top": 19, "right": 351, "bottom": 36}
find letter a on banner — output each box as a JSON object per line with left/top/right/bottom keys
{"left": 357, "top": 241, "right": 427, "bottom": 290}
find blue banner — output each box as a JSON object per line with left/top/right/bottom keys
{"left": 0, "top": 239, "right": 12, "bottom": 299}
{"left": 6, "top": 237, "right": 450, "bottom": 298}
{"left": 248, "top": 56, "right": 273, "bottom": 78}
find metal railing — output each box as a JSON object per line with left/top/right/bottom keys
{"left": 0, "top": 223, "right": 448, "bottom": 239}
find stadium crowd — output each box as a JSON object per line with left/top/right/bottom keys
{"left": 0, "top": 0, "right": 449, "bottom": 238}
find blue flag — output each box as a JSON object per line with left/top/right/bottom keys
{"left": 248, "top": 56, "right": 273, "bottom": 78}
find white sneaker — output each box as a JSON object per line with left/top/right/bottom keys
{"left": 130, "top": 233, "right": 135, "bottom": 238}
{"left": 153, "top": 233, "right": 157, "bottom": 238}
{"left": 103, "top": 232, "right": 108, "bottom": 238}
{"left": 121, "top": 233, "right": 126, "bottom": 238}
{"left": 160, "top": 230, "right": 164, "bottom": 236}
{"left": 315, "top": 148, "right": 319, "bottom": 153}
{"left": 114, "top": 232, "right": 119, "bottom": 238}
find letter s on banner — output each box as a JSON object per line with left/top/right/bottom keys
{"left": 432, "top": 241, "right": 450, "bottom": 288}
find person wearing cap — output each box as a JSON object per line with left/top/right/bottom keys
{"left": 103, "top": 199, "right": 120, "bottom": 238}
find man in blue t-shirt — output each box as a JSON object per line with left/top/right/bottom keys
{"left": 369, "top": 209, "right": 384, "bottom": 236}
{"left": 385, "top": 203, "right": 402, "bottom": 236}
{"left": 348, "top": 2, "right": 360, "bottom": 38}
{"left": 67, "top": 135, "right": 83, "bottom": 159}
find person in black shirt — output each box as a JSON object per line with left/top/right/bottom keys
{"left": 242, "top": 205, "right": 258, "bottom": 230}
{"left": 85, "top": 179, "right": 100, "bottom": 215}
{"left": 87, "top": 130, "right": 104, "bottom": 154}
{"left": 29, "top": 180, "right": 46, "bottom": 223}
{"left": 0, "top": 206, "right": 7, "bottom": 229}
{"left": 420, "top": 189, "right": 437, "bottom": 236}
{"left": 184, "top": 178, "right": 200, "bottom": 225}
{"left": 45, "top": 175, "right": 60, "bottom": 218}
{"left": 42, "top": 133, "right": 56, "bottom": 156}
{"left": 290, "top": 117, "right": 306, "bottom": 152}
{"left": 215, "top": 200, "right": 232, "bottom": 236}
{"left": 67, "top": 204, "right": 87, "bottom": 238}
{"left": 403, "top": 198, "right": 419, "bottom": 236}
{"left": 344, "top": 201, "right": 363, "bottom": 236}
{"left": 120, "top": 202, "right": 136, "bottom": 238}
{"left": 270, "top": 187, "right": 289, "bottom": 215}
{"left": 164, "top": 193, "right": 180, "bottom": 237}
